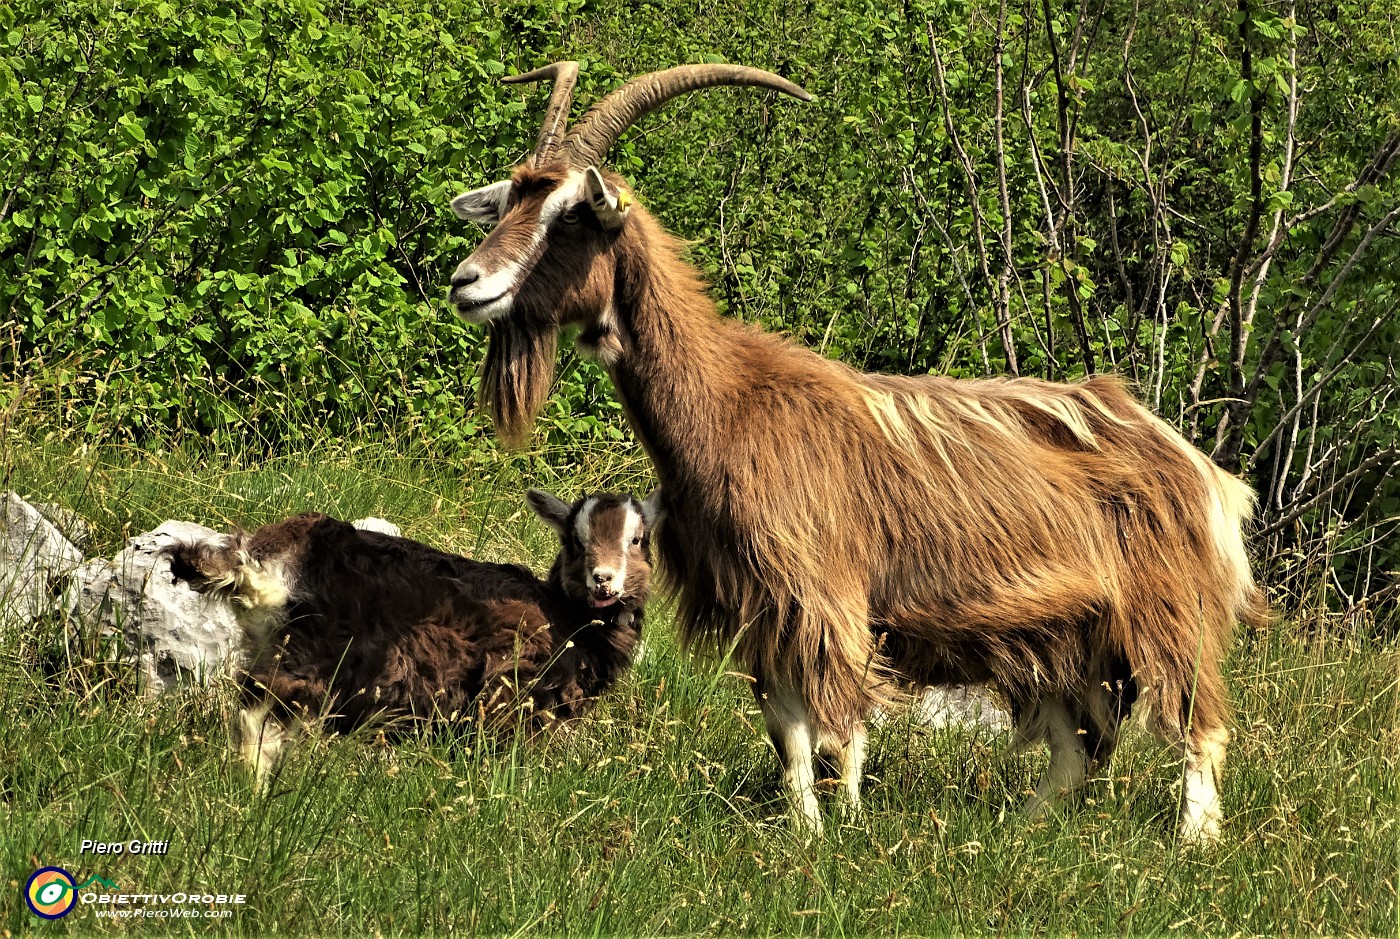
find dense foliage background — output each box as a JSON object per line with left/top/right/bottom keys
{"left": 2, "top": 0, "right": 1396, "bottom": 617}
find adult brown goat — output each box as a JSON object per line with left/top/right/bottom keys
{"left": 445, "top": 62, "right": 1267, "bottom": 842}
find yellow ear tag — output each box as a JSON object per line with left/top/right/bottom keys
{"left": 616, "top": 190, "right": 632, "bottom": 211}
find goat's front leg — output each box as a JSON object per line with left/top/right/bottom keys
{"left": 755, "top": 676, "right": 821, "bottom": 835}
{"left": 234, "top": 672, "right": 322, "bottom": 788}
{"left": 818, "top": 722, "right": 868, "bottom": 820}
{"left": 234, "top": 701, "right": 297, "bottom": 786}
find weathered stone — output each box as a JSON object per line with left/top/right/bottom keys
{"left": 1, "top": 492, "right": 84, "bottom": 634}
{"left": 32, "top": 502, "right": 93, "bottom": 551}
{"left": 74, "top": 520, "right": 242, "bottom": 695}
{"left": 352, "top": 517, "right": 401, "bottom": 537}
{"left": 908, "top": 684, "right": 1011, "bottom": 732}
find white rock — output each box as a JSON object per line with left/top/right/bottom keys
{"left": 74, "top": 520, "right": 243, "bottom": 695}
{"left": 32, "top": 502, "right": 93, "bottom": 552}
{"left": 872, "top": 684, "right": 1011, "bottom": 733}
{"left": 352, "top": 517, "right": 401, "bottom": 537}
{"left": 0, "top": 492, "right": 84, "bottom": 634}
{"left": 909, "top": 684, "right": 1011, "bottom": 732}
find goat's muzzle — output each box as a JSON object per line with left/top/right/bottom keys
{"left": 449, "top": 265, "right": 512, "bottom": 322}
{"left": 588, "top": 587, "right": 622, "bottom": 608}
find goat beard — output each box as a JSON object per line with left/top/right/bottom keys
{"left": 481, "top": 318, "right": 559, "bottom": 446}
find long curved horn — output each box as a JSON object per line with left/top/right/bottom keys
{"left": 503, "top": 61, "right": 580, "bottom": 166}
{"left": 560, "top": 64, "right": 811, "bottom": 170}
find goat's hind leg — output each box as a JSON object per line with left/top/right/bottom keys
{"left": 1153, "top": 663, "right": 1231, "bottom": 844}
{"left": 1177, "top": 723, "right": 1228, "bottom": 844}
{"left": 1018, "top": 696, "right": 1090, "bottom": 818}
{"left": 755, "top": 676, "right": 822, "bottom": 835}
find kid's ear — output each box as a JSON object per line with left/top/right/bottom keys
{"left": 640, "top": 489, "right": 664, "bottom": 528}
{"left": 163, "top": 534, "right": 239, "bottom": 590}
{"left": 526, "top": 488, "right": 571, "bottom": 533}
{"left": 450, "top": 179, "right": 511, "bottom": 228}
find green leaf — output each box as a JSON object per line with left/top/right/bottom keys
{"left": 117, "top": 114, "right": 145, "bottom": 143}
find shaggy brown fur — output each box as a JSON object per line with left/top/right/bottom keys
{"left": 168, "top": 492, "right": 657, "bottom": 773}
{"left": 446, "top": 78, "right": 1267, "bottom": 840}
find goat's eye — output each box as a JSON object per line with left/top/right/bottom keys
{"left": 631, "top": 536, "right": 642, "bottom": 546}
{"left": 561, "top": 209, "right": 581, "bottom": 225}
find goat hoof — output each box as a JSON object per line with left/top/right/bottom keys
{"left": 1178, "top": 813, "right": 1222, "bottom": 847}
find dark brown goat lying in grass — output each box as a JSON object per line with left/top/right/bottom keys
{"left": 168, "top": 489, "right": 659, "bottom": 778}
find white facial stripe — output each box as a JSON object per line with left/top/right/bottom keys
{"left": 452, "top": 171, "right": 589, "bottom": 315}
{"left": 538, "top": 173, "right": 585, "bottom": 228}
{"left": 616, "top": 505, "right": 643, "bottom": 587}
{"left": 575, "top": 496, "right": 598, "bottom": 546}
{"left": 506, "top": 173, "right": 585, "bottom": 284}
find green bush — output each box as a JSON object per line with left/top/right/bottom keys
{"left": 3, "top": 0, "right": 550, "bottom": 451}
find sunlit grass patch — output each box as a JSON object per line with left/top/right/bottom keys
{"left": 1, "top": 430, "right": 1394, "bottom": 936}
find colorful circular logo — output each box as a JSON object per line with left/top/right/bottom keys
{"left": 25, "top": 867, "right": 78, "bottom": 919}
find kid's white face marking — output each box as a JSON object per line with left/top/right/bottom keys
{"left": 574, "top": 496, "right": 598, "bottom": 546}
{"left": 574, "top": 501, "right": 645, "bottom": 594}
{"left": 609, "top": 504, "right": 644, "bottom": 588}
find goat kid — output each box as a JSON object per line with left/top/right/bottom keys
{"left": 443, "top": 63, "right": 1267, "bottom": 844}
{"left": 169, "top": 490, "right": 659, "bottom": 778}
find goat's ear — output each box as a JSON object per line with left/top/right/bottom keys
{"left": 640, "top": 489, "right": 664, "bottom": 528}
{"left": 163, "top": 536, "right": 237, "bottom": 590}
{"left": 526, "top": 488, "right": 572, "bottom": 534}
{"left": 164, "top": 542, "right": 207, "bottom": 586}
{"left": 450, "top": 180, "right": 511, "bottom": 228}
{"left": 583, "top": 166, "right": 631, "bottom": 231}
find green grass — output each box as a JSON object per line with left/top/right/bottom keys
{"left": 1, "top": 426, "right": 1396, "bottom": 936}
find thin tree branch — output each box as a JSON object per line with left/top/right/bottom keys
{"left": 1257, "top": 447, "right": 1400, "bottom": 537}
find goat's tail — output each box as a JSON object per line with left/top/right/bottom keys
{"left": 1141, "top": 401, "right": 1270, "bottom": 632}
{"left": 1198, "top": 458, "right": 1271, "bottom": 631}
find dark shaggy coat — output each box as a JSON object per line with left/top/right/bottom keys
{"left": 169, "top": 495, "right": 654, "bottom": 750}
